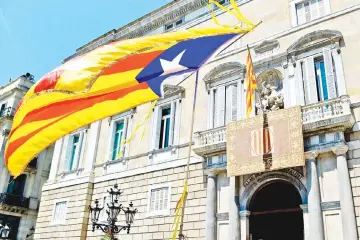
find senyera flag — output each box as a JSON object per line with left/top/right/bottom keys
{"left": 5, "top": 27, "right": 249, "bottom": 177}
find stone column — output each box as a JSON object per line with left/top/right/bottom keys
{"left": 240, "top": 210, "right": 250, "bottom": 240}
{"left": 300, "top": 204, "right": 310, "bottom": 240}
{"left": 305, "top": 151, "right": 325, "bottom": 240}
{"left": 332, "top": 145, "right": 358, "bottom": 240}
{"left": 229, "top": 176, "right": 240, "bottom": 240}
{"left": 205, "top": 172, "right": 217, "bottom": 240}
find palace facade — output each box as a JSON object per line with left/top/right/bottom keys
{"left": 0, "top": 75, "right": 54, "bottom": 239}
{"left": 34, "top": 0, "right": 360, "bottom": 239}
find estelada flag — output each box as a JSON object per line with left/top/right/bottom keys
{"left": 5, "top": 28, "right": 248, "bottom": 177}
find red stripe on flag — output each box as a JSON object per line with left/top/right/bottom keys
{"left": 100, "top": 50, "right": 164, "bottom": 76}
{"left": 6, "top": 82, "right": 152, "bottom": 162}
{"left": 34, "top": 70, "right": 64, "bottom": 93}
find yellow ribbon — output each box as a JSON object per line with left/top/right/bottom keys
{"left": 171, "top": 181, "right": 188, "bottom": 240}
{"left": 116, "top": 100, "right": 157, "bottom": 159}
{"left": 208, "top": 0, "right": 255, "bottom": 30}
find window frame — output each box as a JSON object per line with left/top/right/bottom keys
{"left": 107, "top": 110, "right": 132, "bottom": 161}
{"left": 290, "top": 0, "right": 331, "bottom": 27}
{"left": 151, "top": 97, "right": 180, "bottom": 151}
{"left": 164, "top": 17, "right": 185, "bottom": 32}
{"left": 51, "top": 199, "right": 68, "bottom": 225}
{"left": 209, "top": 79, "right": 240, "bottom": 128}
{"left": 147, "top": 183, "right": 172, "bottom": 217}
{"left": 63, "top": 129, "right": 86, "bottom": 172}
{"left": 112, "top": 120, "right": 125, "bottom": 160}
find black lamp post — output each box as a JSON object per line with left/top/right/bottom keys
{"left": 88, "top": 184, "right": 137, "bottom": 240}
{"left": 0, "top": 223, "right": 10, "bottom": 239}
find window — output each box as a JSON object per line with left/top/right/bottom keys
{"left": 296, "top": 0, "right": 325, "bottom": 25}
{"left": 301, "top": 48, "right": 337, "bottom": 104}
{"left": 153, "top": 101, "right": 178, "bottom": 150}
{"left": 52, "top": 201, "right": 67, "bottom": 224}
{"left": 112, "top": 121, "right": 125, "bottom": 160}
{"left": 212, "top": 84, "right": 238, "bottom": 128}
{"left": 319, "top": 134, "right": 326, "bottom": 143}
{"left": 148, "top": 185, "right": 171, "bottom": 216}
{"left": 164, "top": 17, "right": 184, "bottom": 31}
{"left": 64, "top": 131, "right": 85, "bottom": 171}
{"left": 0, "top": 103, "right": 7, "bottom": 116}
{"left": 7, "top": 175, "right": 26, "bottom": 196}
{"left": 159, "top": 108, "right": 171, "bottom": 149}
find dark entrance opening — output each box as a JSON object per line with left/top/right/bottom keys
{"left": 249, "top": 181, "right": 304, "bottom": 240}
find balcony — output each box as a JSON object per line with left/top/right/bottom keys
{"left": 0, "top": 107, "right": 14, "bottom": 120}
{"left": 0, "top": 193, "right": 30, "bottom": 209}
{"left": 193, "top": 95, "right": 353, "bottom": 157}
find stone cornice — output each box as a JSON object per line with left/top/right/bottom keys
{"left": 64, "top": 0, "right": 208, "bottom": 62}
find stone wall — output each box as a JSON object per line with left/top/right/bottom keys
{"left": 87, "top": 162, "right": 206, "bottom": 240}
{"left": 347, "top": 132, "right": 360, "bottom": 239}
{"left": 34, "top": 182, "right": 93, "bottom": 240}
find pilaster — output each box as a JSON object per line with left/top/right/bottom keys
{"left": 205, "top": 171, "right": 217, "bottom": 240}
{"left": 228, "top": 176, "right": 240, "bottom": 240}
{"left": 240, "top": 210, "right": 250, "bottom": 240}
{"left": 332, "top": 145, "right": 358, "bottom": 240}
{"left": 305, "top": 151, "right": 325, "bottom": 240}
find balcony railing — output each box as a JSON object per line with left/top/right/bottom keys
{"left": 193, "top": 95, "right": 353, "bottom": 157}
{"left": 0, "top": 193, "right": 30, "bottom": 209}
{"left": 302, "top": 95, "right": 352, "bottom": 133}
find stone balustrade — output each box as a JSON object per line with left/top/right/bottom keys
{"left": 302, "top": 95, "right": 353, "bottom": 134}
{"left": 193, "top": 96, "right": 353, "bottom": 157}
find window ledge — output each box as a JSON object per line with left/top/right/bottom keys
{"left": 59, "top": 168, "right": 84, "bottom": 178}
{"left": 147, "top": 210, "right": 171, "bottom": 218}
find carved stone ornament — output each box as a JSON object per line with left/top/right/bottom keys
{"left": 163, "top": 84, "right": 185, "bottom": 98}
{"left": 304, "top": 151, "right": 319, "bottom": 160}
{"left": 331, "top": 145, "right": 348, "bottom": 156}
{"left": 255, "top": 69, "right": 284, "bottom": 115}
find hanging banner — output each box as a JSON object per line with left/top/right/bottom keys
{"left": 226, "top": 106, "right": 304, "bottom": 176}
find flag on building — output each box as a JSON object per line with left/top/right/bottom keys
{"left": 246, "top": 48, "right": 257, "bottom": 118}
{"left": 5, "top": 30, "right": 244, "bottom": 177}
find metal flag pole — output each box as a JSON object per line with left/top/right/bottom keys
{"left": 177, "top": 22, "right": 262, "bottom": 240}
{"left": 178, "top": 69, "right": 199, "bottom": 240}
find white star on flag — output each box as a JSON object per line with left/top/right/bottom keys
{"left": 159, "top": 50, "right": 187, "bottom": 75}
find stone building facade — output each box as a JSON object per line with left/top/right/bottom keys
{"left": 0, "top": 75, "right": 54, "bottom": 239}
{"left": 34, "top": 0, "right": 360, "bottom": 239}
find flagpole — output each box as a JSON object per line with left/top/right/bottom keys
{"left": 177, "top": 22, "right": 262, "bottom": 240}
{"left": 178, "top": 69, "right": 199, "bottom": 240}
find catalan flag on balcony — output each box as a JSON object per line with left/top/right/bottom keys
{"left": 4, "top": 28, "right": 250, "bottom": 177}
{"left": 246, "top": 48, "right": 257, "bottom": 118}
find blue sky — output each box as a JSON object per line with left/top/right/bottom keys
{"left": 0, "top": 0, "right": 171, "bottom": 85}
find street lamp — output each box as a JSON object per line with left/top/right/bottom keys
{"left": 88, "top": 184, "right": 137, "bottom": 240}
{"left": 0, "top": 223, "right": 10, "bottom": 239}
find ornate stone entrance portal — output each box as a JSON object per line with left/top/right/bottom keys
{"left": 249, "top": 181, "right": 304, "bottom": 240}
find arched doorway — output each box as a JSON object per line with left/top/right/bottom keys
{"left": 249, "top": 181, "right": 304, "bottom": 240}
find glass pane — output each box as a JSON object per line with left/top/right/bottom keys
{"left": 162, "top": 107, "right": 171, "bottom": 116}
{"left": 164, "top": 118, "right": 170, "bottom": 148}
{"left": 116, "top": 122, "right": 124, "bottom": 131}
{"left": 159, "top": 119, "right": 165, "bottom": 149}
{"left": 304, "top": 2, "right": 311, "bottom": 22}
{"left": 176, "top": 19, "right": 183, "bottom": 26}
{"left": 70, "top": 145, "right": 77, "bottom": 170}
{"left": 112, "top": 132, "right": 119, "bottom": 160}
{"left": 319, "top": 61, "right": 328, "bottom": 100}
{"left": 73, "top": 135, "right": 79, "bottom": 143}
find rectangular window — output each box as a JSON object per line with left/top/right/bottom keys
{"left": 112, "top": 121, "right": 124, "bottom": 160}
{"left": 296, "top": 0, "right": 324, "bottom": 25}
{"left": 70, "top": 135, "right": 79, "bottom": 170}
{"left": 213, "top": 84, "right": 238, "bottom": 127}
{"left": 148, "top": 186, "right": 170, "bottom": 216}
{"left": 52, "top": 201, "right": 67, "bottom": 224}
{"left": 164, "top": 17, "right": 184, "bottom": 31}
{"left": 302, "top": 49, "right": 337, "bottom": 104}
{"left": 159, "top": 107, "right": 171, "bottom": 149}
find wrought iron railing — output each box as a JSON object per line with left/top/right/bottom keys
{"left": 0, "top": 193, "right": 30, "bottom": 209}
